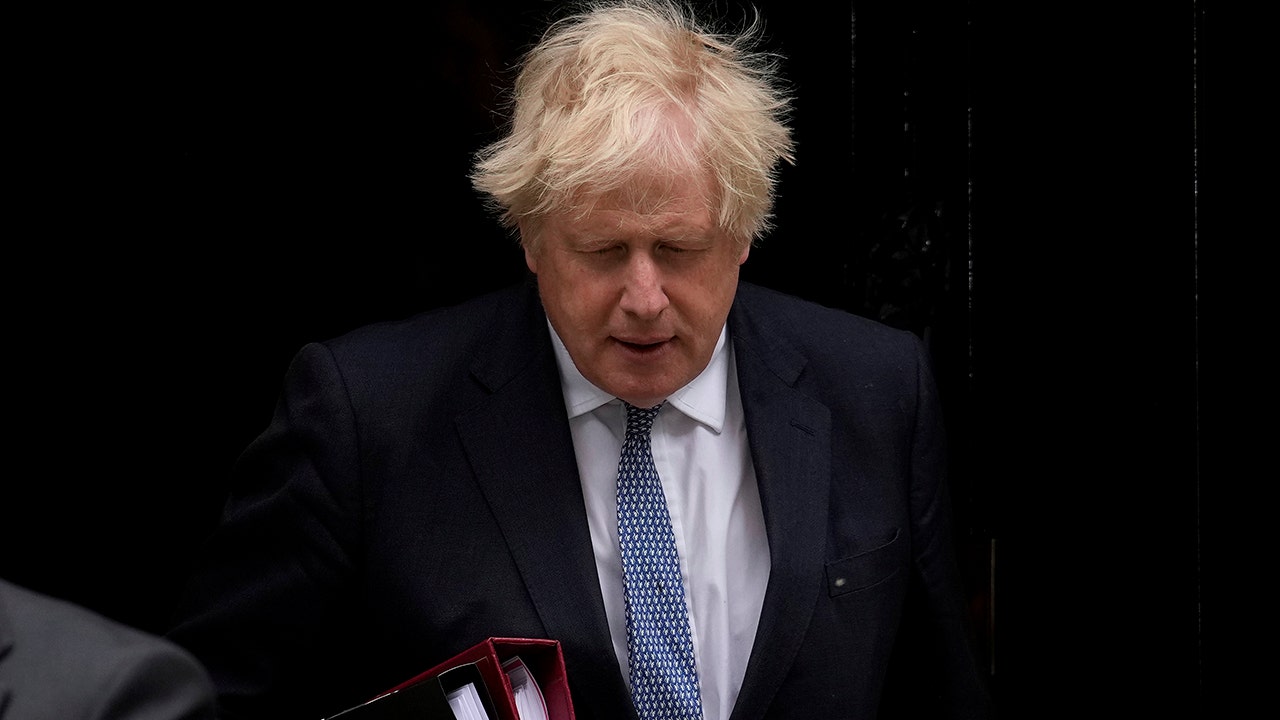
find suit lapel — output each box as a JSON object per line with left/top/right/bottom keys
{"left": 727, "top": 286, "right": 833, "bottom": 720}
{"left": 453, "top": 282, "right": 635, "bottom": 717}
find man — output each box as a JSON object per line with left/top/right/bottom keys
{"left": 167, "top": 1, "right": 991, "bottom": 718}
{"left": 0, "top": 578, "right": 216, "bottom": 720}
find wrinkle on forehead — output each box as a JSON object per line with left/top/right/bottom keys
{"left": 573, "top": 194, "right": 716, "bottom": 243}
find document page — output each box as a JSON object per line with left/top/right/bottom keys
{"left": 445, "top": 683, "right": 491, "bottom": 720}
{"left": 501, "top": 656, "right": 549, "bottom": 720}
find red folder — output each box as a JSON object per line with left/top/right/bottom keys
{"left": 327, "top": 637, "right": 576, "bottom": 720}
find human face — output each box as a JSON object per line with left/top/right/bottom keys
{"left": 524, "top": 173, "right": 749, "bottom": 409}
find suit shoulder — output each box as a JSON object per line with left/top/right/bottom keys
{"left": 0, "top": 579, "right": 216, "bottom": 713}
{"left": 1, "top": 579, "right": 194, "bottom": 662}
{"left": 733, "top": 281, "right": 921, "bottom": 355}
{"left": 278, "top": 280, "right": 546, "bottom": 402}
{"left": 324, "top": 282, "right": 524, "bottom": 354}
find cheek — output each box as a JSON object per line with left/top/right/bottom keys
{"left": 687, "top": 265, "right": 741, "bottom": 329}
{"left": 679, "top": 256, "right": 741, "bottom": 305}
{"left": 573, "top": 279, "right": 621, "bottom": 322}
{"left": 541, "top": 265, "right": 617, "bottom": 325}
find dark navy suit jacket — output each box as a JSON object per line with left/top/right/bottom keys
{"left": 168, "top": 278, "right": 991, "bottom": 719}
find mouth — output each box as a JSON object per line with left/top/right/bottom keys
{"left": 614, "top": 337, "right": 670, "bottom": 354}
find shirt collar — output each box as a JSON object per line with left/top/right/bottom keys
{"left": 549, "top": 322, "right": 729, "bottom": 434}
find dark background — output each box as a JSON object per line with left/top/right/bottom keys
{"left": 5, "top": 1, "right": 1205, "bottom": 717}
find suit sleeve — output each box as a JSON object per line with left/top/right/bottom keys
{"left": 881, "top": 334, "right": 993, "bottom": 719}
{"left": 166, "top": 342, "right": 368, "bottom": 719}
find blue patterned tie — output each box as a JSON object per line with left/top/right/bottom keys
{"left": 616, "top": 401, "right": 704, "bottom": 720}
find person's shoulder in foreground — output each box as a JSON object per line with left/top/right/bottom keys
{"left": 0, "top": 578, "right": 216, "bottom": 720}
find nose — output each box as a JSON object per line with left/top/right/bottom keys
{"left": 618, "top": 252, "right": 669, "bottom": 319}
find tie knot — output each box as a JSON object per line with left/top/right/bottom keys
{"left": 623, "top": 401, "right": 663, "bottom": 435}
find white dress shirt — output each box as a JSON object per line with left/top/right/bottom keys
{"left": 549, "top": 323, "right": 771, "bottom": 720}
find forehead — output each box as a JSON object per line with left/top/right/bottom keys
{"left": 571, "top": 169, "right": 715, "bottom": 225}
{"left": 552, "top": 200, "right": 714, "bottom": 248}
{"left": 522, "top": 160, "right": 735, "bottom": 250}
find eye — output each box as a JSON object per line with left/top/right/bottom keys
{"left": 578, "top": 242, "right": 622, "bottom": 256}
{"left": 659, "top": 242, "right": 703, "bottom": 256}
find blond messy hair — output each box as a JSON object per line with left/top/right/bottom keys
{"left": 470, "top": 0, "right": 795, "bottom": 250}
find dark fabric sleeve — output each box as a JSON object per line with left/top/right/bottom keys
{"left": 166, "top": 342, "right": 370, "bottom": 720}
{"left": 879, "top": 334, "right": 992, "bottom": 719}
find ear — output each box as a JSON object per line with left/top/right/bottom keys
{"left": 736, "top": 242, "right": 751, "bottom": 265}
{"left": 519, "top": 222, "right": 538, "bottom": 273}
{"left": 524, "top": 244, "right": 538, "bottom": 274}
